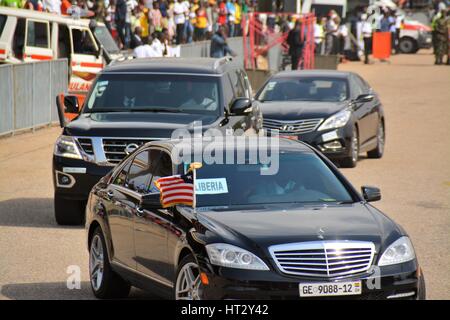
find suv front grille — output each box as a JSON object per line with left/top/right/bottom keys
{"left": 263, "top": 118, "right": 323, "bottom": 135}
{"left": 269, "top": 241, "right": 375, "bottom": 278}
{"left": 77, "top": 138, "right": 94, "bottom": 155}
{"left": 102, "top": 139, "right": 148, "bottom": 164}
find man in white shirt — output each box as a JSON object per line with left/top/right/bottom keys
{"left": 134, "top": 43, "right": 153, "bottom": 58}
{"left": 180, "top": 82, "right": 218, "bottom": 111}
{"left": 150, "top": 35, "right": 165, "bottom": 57}
{"left": 174, "top": 0, "right": 187, "bottom": 44}
{"left": 43, "top": 0, "right": 61, "bottom": 14}
{"left": 361, "top": 14, "right": 373, "bottom": 64}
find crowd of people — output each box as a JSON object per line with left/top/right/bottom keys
{"left": 0, "top": 0, "right": 257, "bottom": 50}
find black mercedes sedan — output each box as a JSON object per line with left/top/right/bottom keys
{"left": 255, "top": 70, "right": 385, "bottom": 168}
{"left": 85, "top": 138, "right": 424, "bottom": 300}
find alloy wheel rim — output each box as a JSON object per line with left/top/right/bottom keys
{"left": 89, "top": 235, "right": 104, "bottom": 291}
{"left": 175, "top": 262, "right": 202, "bottom": 300}
{"left": 378, "top": 123, "right": 385, "bottom": 153}
{"left": 352, "top": 131, "right": 359, "bottom": 162}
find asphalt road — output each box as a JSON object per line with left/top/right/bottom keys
{"left": 0, "top": 51, "right": 449, "bottom": 300}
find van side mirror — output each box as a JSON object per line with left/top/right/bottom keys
{"left": 55, "top": 95, "right": 66, "bottom": 128}
{"left": 361, "top": 186, "right": 381, "bottom": 202}
{"left": 140, "top": 193, "right": 162, "bottom": 209}
{"left": 64, "top": 95, "right": 80, "bottom": 114}
{"left": 355, "top": 94, "right": 374, "bottom": 103}
{"left": 230, "top": 98, "right": 252, "bottom": 116}
{"left": 97, "top": 46, "right": 104, "bottom": 59}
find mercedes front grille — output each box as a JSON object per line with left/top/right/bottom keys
{"left": 269, "top": 241, "right": 375, "bottom": 278}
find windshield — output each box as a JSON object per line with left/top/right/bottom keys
{"left": 189, "top": 153, "right": 354, "bottom": 207}
{"left": 93, "top": 25, "right": 120, "bottom": 54}
{"left": 257, "top": 77, "right": 349, "bottom": 102}
{"left": 84, "top": 74, "right": 221, "bottom": 115}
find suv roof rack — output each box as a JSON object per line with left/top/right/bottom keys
{"left": 213, "top": 56, "right": 233, "bottom": 70}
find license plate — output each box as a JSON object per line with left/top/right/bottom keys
{"left": 299, "top": 281, "right": 362, "bottom": 297}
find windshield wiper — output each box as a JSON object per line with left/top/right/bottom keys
{"left": 129, "top": 108, "right": 183, "bottom": 113}
{"left": 85, "top": 108, "right": 184, "bottom": 114}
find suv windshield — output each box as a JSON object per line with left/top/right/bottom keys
{"left": 188, "top": 152, "right": 354, "bottom": 207}
{"left": 257, "top": 77, "right": 349, "bottom": 102}
{"left": 84, "top": 74, "right": 221, "bottom": 115}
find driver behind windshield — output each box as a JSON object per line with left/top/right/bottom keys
{"left": 179, "top": 81, "right": 218, "bottom": 111}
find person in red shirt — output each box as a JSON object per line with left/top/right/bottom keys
{"left": 218, "top": 0, "right": 227, "bottom": 27}
{"left": 61, "top": 0, "right": 71, "bottom": 15}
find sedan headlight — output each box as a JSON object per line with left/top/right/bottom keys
{"left": 318, "top": 109, "right": 351, "bottom": 131}
{"left": 54, "top": 135, "right": 82, "bottom": 159}
{"left": 205, "top": 243, "right": 269, "bottom": 270}
{"left": 378, "top": 236, "right": 416, "bottom": 266}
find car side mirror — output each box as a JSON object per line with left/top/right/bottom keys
{"left": 361, "top": 186, "right": 381, "bottom": 202}
{"left": 63, "top": 95, "right": 80, "bottom": 114}
{"left": 355, "top": 93, "right": 375, "bottom": 103}
{"left": 230, "top": 98, "right": 252, "bottom": 116}
{"left": 140, "top": 193, "right": 162, "bottom": 209}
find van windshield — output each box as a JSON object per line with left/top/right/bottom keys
{"left": 84, "top": 73, "right": 221, "bottom": 116}
{"left": 0, "top": 15, "right": 6, "bottom": 36}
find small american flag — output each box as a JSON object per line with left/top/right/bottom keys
{"left": 155, "top": 171, "right": 195, "bottom": 208}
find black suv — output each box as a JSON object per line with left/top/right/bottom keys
{"left": 53, "top": 57, "right": 262, "bottom": 225}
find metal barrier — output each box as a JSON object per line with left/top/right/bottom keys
{"left": 180, "top": 37, "right": 244, "bottom": 68}
{"left": 0, "top": 59, "right": 68, "bottom": 137}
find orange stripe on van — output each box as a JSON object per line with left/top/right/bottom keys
{"left": 0, "top": 49, "right": 5, "bottom": 55}
{"left": 80, "top": 62, "right": 103, "bottom": 68}
{"left": 24, "top": 54, "right": 53, "bottom": 60}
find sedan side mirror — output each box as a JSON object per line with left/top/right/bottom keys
{"left": 230, "top": 98, "right": 252, "bottom": 116}
{"left": 355, "top": 93, "right": 375, "bottom": 103}
{"left": 361, "top": 186, "right": 381, "bottom": 202}
{"left": 140, "top": 193, "right": 162, "bottom": 209}
{"left": 63, "top": 95, "right": 81, "bottom": 114}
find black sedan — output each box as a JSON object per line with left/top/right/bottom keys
{"left": 255, "top": 70, "right": 385, "bottom": 168}
{"left": 85, "top": 138, "right": 424, "bottom": 300}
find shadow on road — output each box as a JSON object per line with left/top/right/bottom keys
{"left": 0, "top": 197, "right": 82, "bottom": 229}
{"left": 1, "top": 281, "right": 93, "bottom": 300}
{"left": 1, "top": 281, "right": 161, "bottom": 300}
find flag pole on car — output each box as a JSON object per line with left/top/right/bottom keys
{"left": 189, "top": 162, "right": 203, "bottom": 210}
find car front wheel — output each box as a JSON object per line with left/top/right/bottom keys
{"left": 175, "top": 254, "right": 203, "bottom": 300}
{"left": 89, "top": 227, "right": 130, "bottom": 299}
{"left": 341, "top": 126, "right": 359, "bottom": 168}
{"left": 367, "top": 121, "right": 385, "bottom": 159}
{"left": 417, "top": 272, "right": 426, "bottom": 300}
{"left": 399, "top": 37, "right": 418, "bottom": 54}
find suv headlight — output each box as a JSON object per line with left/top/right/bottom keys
{"left": 205, "top": 243, "right": 269, "bottom": 270}
{"left": 318, "top": 109, "right": 351, "bottom": 131}
{"left": 378, "top": 236, "right": 416, "bottom": 266}
{"left": 54, "top": 135, "right": 82, "bottom": 159}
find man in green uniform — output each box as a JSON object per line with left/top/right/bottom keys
{"left": 433, "top": 8, "right": 448, "bottom": 65}
{"left": 0, "top": 0, "right": 22, "bottom": 7}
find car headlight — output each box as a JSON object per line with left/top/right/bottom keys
{"left": 54, "top": 135, "right": 82, "bottom": 159}
{"left": 205, "top": 243, "right": 269, "bottom": 271}
{"left": 378, "top": 236, "right": 416, "bottom": 266}
{"left": 318, "top": 109, "right": 351, "bottom": 131}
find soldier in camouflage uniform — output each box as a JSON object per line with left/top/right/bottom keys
{"left": 433, "top": 8, "right": 448, "bottom": 65}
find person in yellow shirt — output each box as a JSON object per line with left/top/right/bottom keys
{"left": 234, "top": 0, "right": 242, "bottom": 36}
{"left": 138, "top": 4, "right": 150, "bottom": 41}
{"left": 194, "top": 1, "right": 208, "bottom": 41}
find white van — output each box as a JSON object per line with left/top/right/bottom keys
{"left": 0, "top": 7, "right": 122, "bottom": 99}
